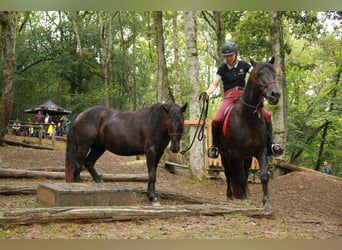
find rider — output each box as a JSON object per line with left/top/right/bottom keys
{"left": 205, "top": 42, "right": 284, "bottom": 159}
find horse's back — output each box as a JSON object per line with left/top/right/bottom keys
{"left": 72, "top": 106, "right": 114, "bottom": 143}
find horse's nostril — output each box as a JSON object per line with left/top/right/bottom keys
{"left": 272, "top": 91, "right": 280, "bottom": 99}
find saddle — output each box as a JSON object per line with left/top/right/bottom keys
{"left": 220, "top": 105, "right": 234, "bottom": 136}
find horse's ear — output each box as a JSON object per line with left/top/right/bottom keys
{"left": 250, "top": 58, "right": 257, "bottom": 67}
{"left": 269, "top": 56, "right": 275, "bottom": 64}
{"left": 180, "top": 103, "right": 188, "bottom": 113}
{"left": 161, "top": 103, "right": 171, "bottom": 113}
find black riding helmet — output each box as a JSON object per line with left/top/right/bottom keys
{"left": 221, "top": 42, "right": 238, "bottom": 56}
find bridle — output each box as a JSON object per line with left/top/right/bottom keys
{"left": 250, "top": 66, "right": 276, "bottom": 88}
{"left": 168, "top": 128, "right": 184, "bottom": 137}
{"left": 240, "top": 66, "right": 276, "bottom": 114}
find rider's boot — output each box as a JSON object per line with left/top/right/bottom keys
{"left": 208, "top": 125, "right": 220, "bottom": 159}
{"left": 266, "top": 122, "right": 284, "bottom": 156}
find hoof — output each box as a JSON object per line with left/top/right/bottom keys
{"left": 263, "top": 200, "right": 272, "bottom": 212}
{"left": 152, "top": 201, "right": 161, "bottom": 206}
{"left": 150, "top": 197, "right": 160, "bottom": 206}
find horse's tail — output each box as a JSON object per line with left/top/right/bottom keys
{"left": 65, "top": 114, "right": 78, "bottom": 182}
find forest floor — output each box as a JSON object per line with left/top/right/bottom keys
{"left": 0, "top": 135, "right": 341, "bottom": 239}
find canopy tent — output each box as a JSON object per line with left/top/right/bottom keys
{"left": 24, "top": 100, "right": 72, "bottom": 116}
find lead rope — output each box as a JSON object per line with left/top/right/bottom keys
{"left": 180, "top": 92, "right": 209, "bottom": 155}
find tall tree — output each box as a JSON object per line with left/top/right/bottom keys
{"left": 118, "top": 11, "right": 135, "bottom": 110}
{"left": 0, "top": 11, "right": 17, "bottom": 145}
{"left": 269, "top": 11, "right": 287, "bottom": 175}
{"left": 269, "top": 11, "right": 287, "bottom": 166}
{"left": 153, "top": 11, "right": 173, "bottom": 102}
{"left": 69, "top": 11, "right": 114, "bottom": 108}
{"left": 201, "top": 11, "right": 225, "bottom": 66}
{"left": 184, "top": 11, "right": 205, "bottom": 180}
{"left": 172, "top": 11, "right": 181, "bottom": 103}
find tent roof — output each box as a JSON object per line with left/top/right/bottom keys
{"left": 24, "top": 100, "right": 73, "bottom": 115}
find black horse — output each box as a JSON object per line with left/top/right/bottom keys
{"left": 219, "top": 57, "right": 280, "bottom": 206}
{"left": 65, "top": 102, "right": 187, "bottom": 204}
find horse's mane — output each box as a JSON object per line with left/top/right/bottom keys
{"left": 136, "top": 103, "right": 166, "bottom": 125}
{"left": 137, "top": 102, "right": 180, "bottom": 127}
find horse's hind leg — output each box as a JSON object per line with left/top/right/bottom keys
{"left": 83, "top": 145, "right": 106, "bottom": 183}
{"left": 73, "top": 161, "right": 83, "bottom": 182}
{"left": 73, "top": 146, "right": 90, "bottom": 182}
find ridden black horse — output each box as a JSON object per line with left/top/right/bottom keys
{"left": 65, "top": 102, "right": 187, "bottom": 204}
{"left": 219, "top": 57, "right": 280, "bottom": 206}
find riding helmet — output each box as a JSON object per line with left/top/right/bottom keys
{"left": 221, "top": 42, "right": 238, "bottom": 56}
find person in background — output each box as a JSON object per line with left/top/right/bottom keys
{"left": 56, "top": 122, "right": 63, "bottom": 136}
{"left": 60, "top": 115, "right": 69, "bottom": 135}
{"left": 34, "top": 111, "right": 44, "bottom": 123}
{"left": 47, "top": 121, "right": 56, "bottom": 136}
{"left": 321, "top": 161, "right": 333, "bottom": 175}
{"left": 12, "top": 118, "right": 21, "bottom": 136}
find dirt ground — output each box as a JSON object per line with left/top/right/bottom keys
{"left": 0, "top": 136, "right": 341, "bottom": 239}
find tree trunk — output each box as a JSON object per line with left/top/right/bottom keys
{"left": 0, "top": 203, "right": 271, "bottom": 225}
{"left": 69, "top": 11, "right": 113, "bottom": 108}
{"left": 184, "top": 11, "right": 205, "bottom": 180}
{"left": 153, "top": 11, "right": 173, "bottom": 103}
{"left": 314, "top": 66, "right": 340, "bottom": 171}
{"left": 172, "top": 11, "right": 181, "bottom": 103}
{"left": 118, "top": 11, "right": 135, "bottom": 110}
{"left": 269, "top": 11, "right": 287, "bottom": 176}
{"left": 0, "top": 12, "right": 17, "bottom": 146}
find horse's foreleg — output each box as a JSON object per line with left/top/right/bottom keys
{"left": 146, "top": 151, "right": 161, "bottom": 205}
{"left": 257, "top": 151, "right": 269, "bottom": 205}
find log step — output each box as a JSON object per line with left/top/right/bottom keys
{"left": 37, "top": 183, "right": 142, "bottom": 207}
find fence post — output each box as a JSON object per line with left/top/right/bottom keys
{"left": 38, "top": 126, "right": 43, "bottom": 145}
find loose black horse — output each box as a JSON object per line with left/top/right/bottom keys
{"left": 219, "top": 57, "right": 280, "bottom": 206}
{"left": 65, "top": 102, "right": 187, "bottom": 204}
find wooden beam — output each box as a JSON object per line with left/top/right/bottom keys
{"left": 0, "top": 203, "right": 273, "bottom": 225}
{"left": 0, "top": 168, "right": 148, "bottom": 182}
{"left": 165, "top": 161, "right": 189, "bottom": 169}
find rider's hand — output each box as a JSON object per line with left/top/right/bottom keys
{"left": 199, "top": 92, "right": 209, "bottom": 100}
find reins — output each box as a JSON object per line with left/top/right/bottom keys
{"left": 180, "top": 92, "right": 209, "bottom": 155}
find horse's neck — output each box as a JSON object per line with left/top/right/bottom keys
{"left": 241, "top": 79, "right": 262, "bottom": 107}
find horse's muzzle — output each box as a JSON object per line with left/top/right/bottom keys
{"left": 265, "top": 86, "right": 281, "bottom": 105}
{"left": 170, "top": 142, "right": 180, "bottom": 153}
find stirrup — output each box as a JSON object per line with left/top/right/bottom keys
{"left": 208, "top": 147, "right": 219, "bottom": 159}
{"left": 271, "top": 143, "right": 283, "bottom": 156}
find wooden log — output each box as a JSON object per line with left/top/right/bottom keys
{"left": 0, "top": 168, "right": 148, "bottom": 182}
{"left": 4, "top": 139, "right": 53, "bottom": 150}
{"left": 272, "top": 159, "right": 342, "bottom": 181}
{"left": 28, "top": 160, "right": 147, "bottom": 172}
{"left": 165, "top": 161, "right": 189, "bottom": 169}
{"left": 0, "top": 185, "right": 37, "bottom": 195}
{"left": 0, "top": 203, "right": 272, "bottom": 225}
